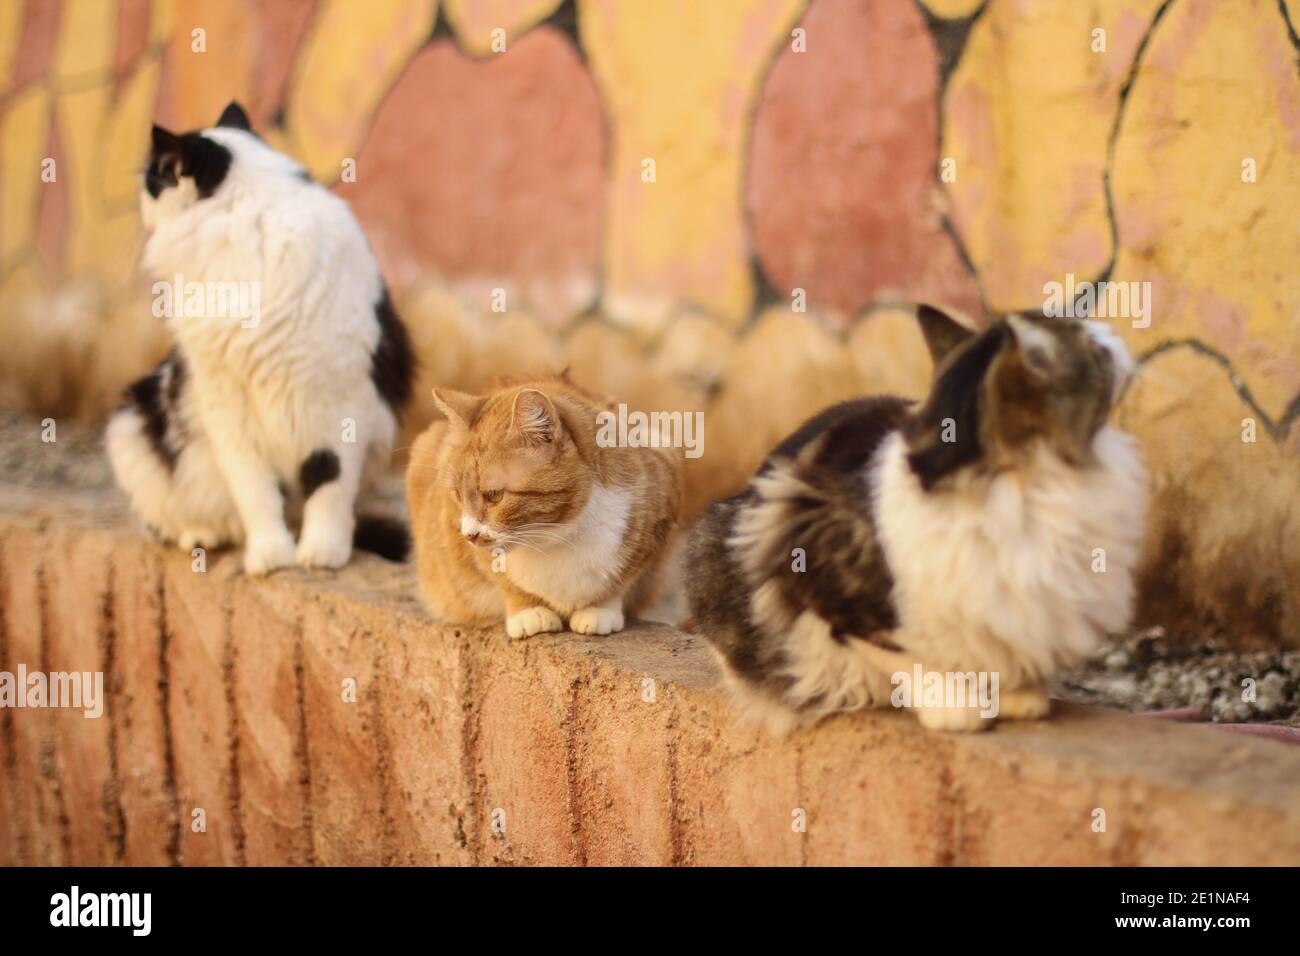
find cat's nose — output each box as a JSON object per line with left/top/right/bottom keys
{"left": 464, "top": 531, "right": 481, "bottom": 544}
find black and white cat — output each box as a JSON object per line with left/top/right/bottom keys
{"left": 686, "top": 305, "right": 1147, "bottom": 732}
{"left": 107, "top": 102, "right": 414, "bottom": 573}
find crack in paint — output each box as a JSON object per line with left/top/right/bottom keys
{"left": 0, "top": 536, "right": 32, "bottom": 865}
{"left": 1135, "top": 338, "right": 1300, "bottom": 441}
{"left": 35, "top": 546, "right": 73, "bottom": 866}
{"left": 369, "top": 626, "right": 398, "bottom": 866}
{"left": 99, "top": 562, "right": 128, "bottom": 863}
{"left": 220, "top": 596, "right": 247, "bottom": 866}
{"left": 1279, "top": 0, "right": 1300, "bottom": 68}
{"left": 664, "top": 701, "right": 685, "bottom": 866}
{"left": 291, "top": 619, "right": 319, "bottom": 866}
{"left": 563, "top": 677, "right": 588, "bottom": 864}
{"left": 1097, "top": 0, "right": 1178, "bottom": 288}
{"left": 454, "top": 628, "right": 486, "bottom": 864}
{"left": 916, "top": 0, "right": 989, "bottom": 85}
{"left": 156, "top": 571, "right": 182, "bottom": 866}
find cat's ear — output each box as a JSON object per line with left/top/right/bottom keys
{"left": 432, "top": 387, "right": 486, "bottom": 430}
{"left": 511, "top": 388, "right": 560, "bottom": 445}
{"left": 151, "top": 124, "right": 181, "bottom": 154}
{"left": 1005, "top": 313, "right": 1057, "bottom": 379}
{"left": 916, "top": 304, "right": 976, "bottom": 370}
{"left": 215, "top": 101, "right": 252, "bottom": 132}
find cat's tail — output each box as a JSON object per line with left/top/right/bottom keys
{"left": 353, "top": 515, "right": 411, "bottom": 562}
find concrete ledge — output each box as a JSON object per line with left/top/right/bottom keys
{"left": 2, "top": 486, "right": 1299, "bottom": 866}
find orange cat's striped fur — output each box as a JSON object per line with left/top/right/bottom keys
{"left": 406, "top": 376, "right": 683, "bottom": 637}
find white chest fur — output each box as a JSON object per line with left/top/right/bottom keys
{"left": 871, "top": 428, "right": 1147, "bottom": 684}
{"left": 505, "top": 483, "right": 631, "bottom": 613}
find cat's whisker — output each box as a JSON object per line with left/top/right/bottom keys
{"left": 509, "top": 525, "right": 571, "bottom": 537}
{"left": 494, "top": 536, "right": 546, "bottom": 555}
{"left": 508, "top": 530, "right": 574, "bottom": 546}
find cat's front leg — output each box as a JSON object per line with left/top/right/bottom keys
{"left": 499, "top": 579, "right": 563, "bottom": 639}
{"left": 296, "top": 442, "right": 364, "bottom": 569}
{"left": 569, "top": 594, "right": 625, "bottom": 636}
{"left": 853, "top": 640, "right": 995, "bottom": 733}
{"left": 202, "top": 398, "right": 295, "bottom": 575}
{"left": 996, "top": 685, "right": 1051, "bottom": 720}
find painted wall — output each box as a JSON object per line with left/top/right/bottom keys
{"left": 0, "top": 0, "right": 1297, "bottom": 642}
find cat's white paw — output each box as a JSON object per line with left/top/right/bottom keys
{"left": 243, "top": 532, "right": 296, "bottom": 576}
{"left": 914, "top": 705, "right": 994, "bottom": 733}
{"left": 506, "top": 606, "right": 563, "bottom": 639}
{"left": 296, "top": 527, "right": 352, "bottom": 569}
{"left": 997, "top": 686, "right": 1051, "bottom": 721}
{"left": 569, "top": 606, "right": 625, "bottom": 636}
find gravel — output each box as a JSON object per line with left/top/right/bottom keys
{"left": 0, "top": 408, "right": 115, "bottom": 492}
{"left": 1052, "top": 626, "right": 1300, "bottom": 727}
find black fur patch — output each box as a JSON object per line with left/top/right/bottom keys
{"left": 767, "top": 397, "right": 914, "bottom": 477}
{"left": 216, "top": 101, "right": 252, "bottom": 131}
{"left": 299, "top": 449, "right": 341, "bottom": 498}
{"left": 125, "top": 371, "right": 173, "bottom": 469}
{"left": 765, "top": 399, "right": 911, "bottom": 641}
{"left": 144, "top": 130, "right": 178, "bottom": 198}
{"left": 685, "top": 497, "right": 780, "bottom": 685}
{"left": 165, "top": 346, "right": 187, "bottom": 404}
{"left": 121, "top": 349, "right": 187, "bottom": 472}
{"left": 353, "top": 515, "right": 410, "bottom": 562}
{"left": 370, "top": 286, "right": 415, "bottom": 418}
{"left": 904, "top": 323, "right": 1007, "bottom": 489}
{"left": 147, "top": 126, "right": 232, "bottom": 200}
{"left": 687, "top": 397, "right": 912, "bottom": 707}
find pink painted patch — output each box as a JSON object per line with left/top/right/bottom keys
{"left": 342, "top": 29, "right": 605, "bottom": 325}
{"left": 1211, "top": 723, "right": 1300, "bottom": 745}
{"left": 12, "top": 0, "right": 60, "bottom": 89}
{"left": 747, "top": 0, "right": 981, "bottom": 322}
{"left": 1137, "top": 707, "right": 1300, "bottom": 745}
{"left": 34, "top": 106, "right": 67, "bottom": 282}
{"left": 113, "top": 0, "right": 151, "bottom": 94}
{"left": 1196, "top": 288, "right": 1248, "bottom": 355}
{"left": 1135, "top": 707, "right": 1205, "bottom": 721}
{"left": 250, "top": 0, "right": 317, "bottom": 126}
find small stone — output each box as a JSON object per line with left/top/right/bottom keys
{"left": 1104, "top": 649, "right": 1131, "bottom": 672}
{"left": 1211, "top": 697, "right": 1253, "bottom": 724}
{"left": 1254, "top": 672, "right": 1289, "bottom": 716}
{"left": 1186, "top": 677, "right": 1212, "bottom": 710}
{"left": 1133, "top": 633, "right": 1159, "bottom": 664}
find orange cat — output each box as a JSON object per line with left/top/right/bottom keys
{"left": 406, "top": 376, "right": 683, "bottom": 637}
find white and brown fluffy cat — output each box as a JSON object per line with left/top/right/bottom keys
{"left": 406, "top": 376, "right": 682, "bottom": 638}
{"left": 107, "top": 102, "right": 414, "bottom": 573}
{"left": 686, "top": 305, "right": 1147, "bottom": 733}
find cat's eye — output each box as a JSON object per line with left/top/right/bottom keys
{"left": 482, "top": 488, "right": 504, "bottom": 504}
